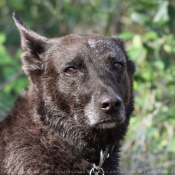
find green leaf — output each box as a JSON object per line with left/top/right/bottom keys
{"left": 153, "top": 1, "right": 169, "bottom": 23}
{"left": 118, "top": 32, "right": 135, "bottom": 40}
{"left": 131, "top": 12, "right": 150, "bottom": 24}
{"left": 163, "top": 44, "right": 172, "bottom": 53}
{"left": 0, "top": 33, "right": 6, "bottom": 44}
{"left": 153, "top": 60, "right": 164, "bottom": 70}
{"left": 143, "top": 31, "right": 158, "bottom": 41}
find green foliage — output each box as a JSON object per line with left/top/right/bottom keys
{"left": 0, "top": 0, "right": 175, "bottom": 172}
{"left": 119, "top": 0, "right": 175, "bottom": 172}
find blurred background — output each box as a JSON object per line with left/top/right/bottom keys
{"left": 0, "top": 0, "right": 175, "bottom": 174}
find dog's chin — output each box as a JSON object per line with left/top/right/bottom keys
{"left": 91, "top": 116, "right": 125, "bottom": 129}
{"left": 95, "top": 122, "right": 117, "bottom": 129}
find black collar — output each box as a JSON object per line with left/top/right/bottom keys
{"left": 73, "top": 145, "right": 116, "bottom": 166}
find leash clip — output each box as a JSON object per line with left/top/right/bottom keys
{"left": 89, "top": 167, "right": 104, "bottom": 175}
{"left": 89, "top": 148, "right": 109, "bottom": 175}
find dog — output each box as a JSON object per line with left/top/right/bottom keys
{"left": 0, "top": 12, "right": 135, "bottom": 175}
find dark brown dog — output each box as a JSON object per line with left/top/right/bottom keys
{"left": 0, "top": 12, "right": 135, "bottom": 175}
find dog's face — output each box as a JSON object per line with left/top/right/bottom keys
{"left": 42, "top": 35, "right": 133, "bottom": 129}
{"left": 13, "top": 13, "right": 134, "bottom": 150}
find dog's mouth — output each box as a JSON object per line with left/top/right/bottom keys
{"left": 95, "top": 122, "right": 117, "bottom": 129}
{"left": 94, "top": 119, "right": 123, "bottom": 129}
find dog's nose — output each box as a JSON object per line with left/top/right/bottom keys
{"left": 99, "top": 94, "right": 122, "bottom": 112}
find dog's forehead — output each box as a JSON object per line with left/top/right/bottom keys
{"left": 88, "top": 37, "right": 115, "bottom": 50}
{"left": 87, "top": 37, "right": 124, "bottom": 57}
{"left": 48, "top": 34, "right": 125, "bottom": 62}
{"left": 63, "top": 34, "right": 121, "bottom": 48}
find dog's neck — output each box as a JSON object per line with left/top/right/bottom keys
{"left": 73, "top": 144, "right": 116, "bottom": 166}
{"left": 54, "top": 138, "right": 116, "bottom": 167}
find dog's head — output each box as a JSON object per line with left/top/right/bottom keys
{"left": 13, "top": 12, "right": 134, "bottom": 148}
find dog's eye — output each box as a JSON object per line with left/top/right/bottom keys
{"left": 65, "top": 67, "right": 77, "bottom": 75}
{"left": 114, "top": 62, "right": 123, "bottom": 70}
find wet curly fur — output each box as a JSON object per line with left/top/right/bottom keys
{"left": 0, "top": 13, "right": 135, "bottom": 175}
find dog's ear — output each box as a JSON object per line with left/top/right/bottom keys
{"left": 12, "top": 12, "right": 47, "bottom": 78}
